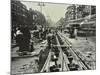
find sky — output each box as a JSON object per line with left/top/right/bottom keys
{"left": 21, "top": 1, "right": 70, "bottom": 23}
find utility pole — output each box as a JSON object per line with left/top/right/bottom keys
{"left": 75, "top": 5, "right": 78, "bottom": 20}
{"left": 73, "top": 4, "right": 76, "bottom": 20}
{"left": 85, "top": 5, "right": 91, "bottom": 40}
{"left": 38, "top": 2, "right": 45, "bottom": 14}
{"left": 89, "top": 5, "right": 91, "bottom": 17}
{"left": 37, "top": 2, "right": 45, "bottom": 40}
{"left": 87, "top": 5, "right": 91, "bottom": 40}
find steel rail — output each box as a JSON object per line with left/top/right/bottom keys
{"left": 58, "top": 32, "right": 90, "bottom": 70}
{"left": 56, "top": 35, "right": 70, "bottom": 71}
{"left": 40, "top": 49, "right": 51, "bottom": 72}
{"left": 40, "top": 35, "right": 70, "bottom": 72}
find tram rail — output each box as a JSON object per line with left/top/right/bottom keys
{"left": 40, "top": 31, "right": 91, "bottom": 72}
{"left": 58, "top": 32, "right": 91, "bottom": 70}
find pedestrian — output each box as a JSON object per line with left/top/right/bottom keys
{"left": 30, "top": 42, "right": 34, "bottom": 52}
{"left": 43, "top": 29, "right": 47, "bottom": 40}
{"left": 47, "top": 29, "right": 53, "bottom": 49}
{"left": 74, "top": 28, "right": 78, "bottom": 40}
{"left": 53, "top": 55, "right": 58, "bottom": 66}
{"left": 15, "top": 27, "right": 24, "bottom": 52}
{"left": 21, "top": 25, "right": 31, "bottom": 52}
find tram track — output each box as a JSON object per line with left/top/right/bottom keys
{"left": 40, "top": 31, "right": 91, "bottom": 73}
{"left": 58, "top": 32, "right": 91, "bottom": 70}
{"left": 40, "top": 34, "right": 69, "bottom": 72}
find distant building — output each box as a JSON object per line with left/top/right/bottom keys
{"left": 65, "top": 5, "right": 76, "bottom": 20}
{"left": 65, "top": 5, "right": 96, "bottom": 21}
{"left": 65, "top": 5, "right": 96, "bottom": 36}
{"left": 11, "top": 0, "right": 28, "bottom": 28}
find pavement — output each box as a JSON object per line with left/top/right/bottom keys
{"left": 11, "top": 40, "right": 47, "bottom": 58}
{"left": 11, "top": 40, "right": 48, "bottom": 74}
{"left": 59, "top": 31, "right": 96, "bottom": 70}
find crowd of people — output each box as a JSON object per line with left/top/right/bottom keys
{"left": 14, "top": 25, "right": 31, "bottom": 53}
{"left": 12, "top": 25, "right": 56, "bottom": 55}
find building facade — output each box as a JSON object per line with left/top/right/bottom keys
{"left": 65, "top": 5, "right": 96, "bottom": 21}
{"left": 11, "top": 0, "right": 29, "bottom": 28}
